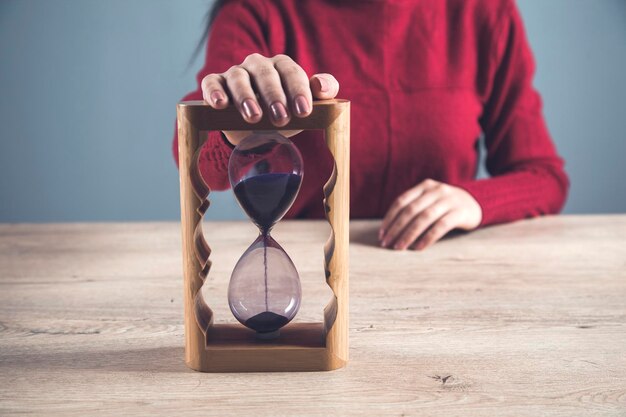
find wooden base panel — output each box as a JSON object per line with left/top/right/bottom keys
{"left": 186, "top": 322, "right": 346, "bottom": 372}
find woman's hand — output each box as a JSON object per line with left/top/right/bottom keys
{"left": 379, "top": 179, "right": 482, "bottom": 251}
{"left": 200, "top": 53, "right": 340, "bottom": 145}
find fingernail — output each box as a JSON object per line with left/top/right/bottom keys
{"left": 210, "top": 91, "right": 225, "bottom": 106}
{"left": 270, "top": 102, "right": 288, "bottom": 122}
{"left": 318, "top": 76, "right": 329, "bottom": 93}
{"left": 242, "top": 99, "right": 261, "bottom": 120}
{"left": 394, "top": 243, "right": 404, "bottom": 251}
{"left": 381, "top": 239, "right": 388, "bottom": 248}
{"left": 294, "top": 95, "right": 310, "bottom": 116}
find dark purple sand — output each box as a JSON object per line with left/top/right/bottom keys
{"left": 233, "top": 173, "right": 302, "bottom": 233}
{"left": 244, "top": 311, "right": 290, "bottom": 334}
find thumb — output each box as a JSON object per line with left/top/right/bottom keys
{"left": 310, "top": 73, "right": 340, "bottom": 99}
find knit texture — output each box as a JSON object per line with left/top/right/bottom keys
{"left": 173, "top": 0, "right": 569, "bottom": 226}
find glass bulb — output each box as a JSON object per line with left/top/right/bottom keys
{"left": 227, "top": 132, "right": 304, "bottom": 338}
{"left": 228, "top": 234, "right": 301, "bottom": 336}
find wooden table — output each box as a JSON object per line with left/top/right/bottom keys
{"left": 1, "top": 216, "right": 625, "bottom": 416}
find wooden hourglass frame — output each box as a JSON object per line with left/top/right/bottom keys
{"left": 177, "top": 99, "right": 350, "bottom": 372}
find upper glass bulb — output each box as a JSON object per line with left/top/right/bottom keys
{"left": 228, "top": 132, "right": 304, "bottom": 234}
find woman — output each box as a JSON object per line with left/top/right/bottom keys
{"left": 173, "top": 0, "right": 568, "bottom": 250}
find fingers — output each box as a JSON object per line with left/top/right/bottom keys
{"left": 201, "top": 54, "right": 335, "bottom": 127}
{"left": 391, "top": 201, "right": 450, "bottom": 250}
{"left": 379, "top": 179, "right": 482, "bottom": 251}
{"left": 273, "top": 55, "right": 313, "bottom": 118}
{"left": 310, "top": 73, "right": 340, "bottom": 99}
{"left": 201, "top": 74, "right": 229, "bottom": 109}
{"left": 380, "top": 181, "right": 429, "bottom": 237}
{"left": 380, "top": 180, "right": 439, "bottom": 247}
{"left": 222, "top": 65, "right": 263, "bottom": 123}
{"left": 381, "top": 191, "right": 439, "bottom": 248}
{"left": 411, "top": 211, "right": 460, "bottom": 251}
{"left": 241, "top": 54, "right": 290, "bottom": 126}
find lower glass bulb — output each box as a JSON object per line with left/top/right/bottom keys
{"left": 228, "top": 234, "right": 301, "bottom": 337}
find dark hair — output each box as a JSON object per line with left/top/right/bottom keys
{"left": 190, "top": 0, "right": 228, "bottom": 65}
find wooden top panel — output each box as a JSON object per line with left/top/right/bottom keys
{"left": 178, "top": 99, "right": 349, "bottom": 131}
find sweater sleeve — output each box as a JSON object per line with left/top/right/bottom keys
{"left": 456, "top": 2, "right": 569, "bottom": 226}
{"left": 172, "top": 0, "right": 270, "bottom": 191}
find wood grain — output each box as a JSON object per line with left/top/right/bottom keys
{"left": 0, "top": 216, "right": 625, "bottom": 416}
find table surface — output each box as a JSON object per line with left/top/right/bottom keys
{"left": 0, "top": 216, "right": 625, "bottom": 416}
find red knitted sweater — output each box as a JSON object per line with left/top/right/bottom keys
{"left": 173, "top": 0, "right": 568, "bottom": 226}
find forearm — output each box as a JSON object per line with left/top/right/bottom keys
{"left": 456, "top": 164, "right": 569, "bottom": 227}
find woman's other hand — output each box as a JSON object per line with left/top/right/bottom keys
{"left": 200, "top": 53, "right": 340, "bottom": 145}
{"left": 379, "top": 179, "right": 483, "bottom": 251}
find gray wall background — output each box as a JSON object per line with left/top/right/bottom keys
{"left": 1, "top": 0, "right": 625, "bottom": 222}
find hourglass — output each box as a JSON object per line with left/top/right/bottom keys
{"left": 177, "top": 99, "right": 350, "bottom": 372}
{"left": 228, "top": 132, "right": 303, "bottom": 339}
